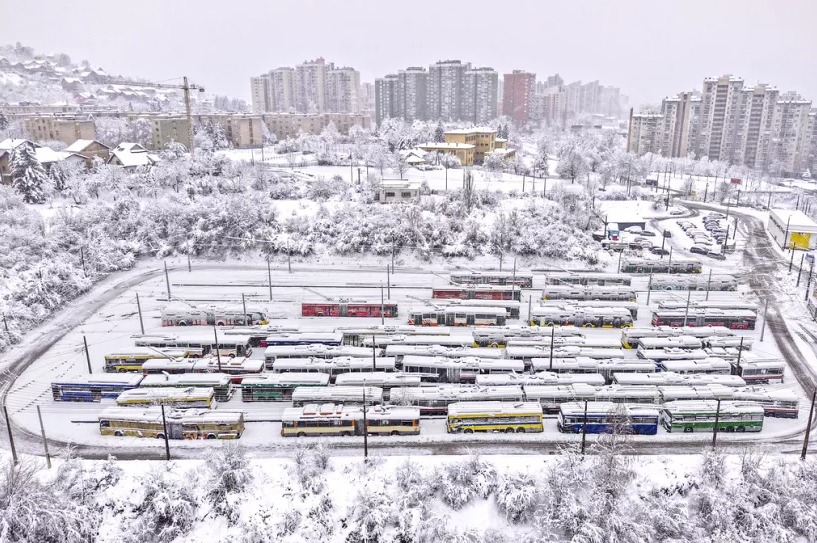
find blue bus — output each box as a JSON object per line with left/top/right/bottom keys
{"left": 557, "top": 401, "right": 660, "bottom": 435}
{"left": 51, "top": 374, "right": 144, "bottom": 402}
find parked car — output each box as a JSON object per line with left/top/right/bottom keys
{"left": 690, "top": 245, "right": 708, "bottom": 255}
{"left": 624, "top": 226, "right": 644, "bottom": 233}
{"left": 706, "top": 251, "right": 727, "bottom": 260}
{"left": 639, "top": 230, "right": 656, "bottom": 237}
{"left": 650, "top": 247, "right": 670, "bottom": 256}
{"left": 670, "top": 209, "right": 685, "bottom": 216}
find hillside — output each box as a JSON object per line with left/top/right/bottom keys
{"left": 0, "top": 43, "right": 244, "bottom": 113}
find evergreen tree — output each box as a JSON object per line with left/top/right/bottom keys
{"left": 11, "top": 144, "right": 49, "bottom": 203}
{"left": 0, "top": 112, "right": 8, "bottom": 133}
{"left": 434, "top": 122, "right": 445, "bottom": 143}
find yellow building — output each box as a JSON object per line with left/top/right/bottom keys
{"left": 417, "top": 142, "right": 475, "bottom": 166}
{"left": 444, "top": 127, "right": 502, "bottom": 163}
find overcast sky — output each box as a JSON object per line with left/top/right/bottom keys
{"left": 4, "top": 0, "right": 816, "bottom": 108}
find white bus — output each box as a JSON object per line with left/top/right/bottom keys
{"left": 115, "top": 387, "right": 215, "bottom": 409}
{"left": 649, "top": 274, "right": 738, "bottom": 292}
{"left": 270, "top": 356, "right": 396, "bottom": 382}
{"left": 542, "top": 285, "right": 637, "bottom": 302}
{"left": 384, "top": 344, "right": 505, "bottom": 363}
{"left": 506, "top": 336, "right": 621, "bottom": 349}
{"left": 472, "top": 326, "right": 585, "bottom": 348}
{"left": 362, "top": 334, "right": 474, "bottom": 349}
{"left": 657, "top": 384, "right": 735, "bottom": 403}
{"left": 612, "top": 372, "right": 746, "bottom": 387}
{"left": 263, "top": 345, "right": 374, "bottom": 368}
{"left": 399, "top": 355, "right": 479, "bottom": 383}
{"left": 543, "top": 273, "right": 631, "bottom": 286}
{"left": 636, "top": 348, "right": 709, "bottom": 361}
{"left": 474, "top": 372, "right": 606, "bottom": 387}
{"left": 290, "top": 386, "right": 384, "bottom": 407}
{"left": 661, "top": 400, "right": 764, "bottom": 433}
{"left": 334, "top": 372, "right": 423, "bottom": 390}
{"left": 621, "top": 326, "right": 734, "bottom": 348}
{"left": 659, "top": 358, "right": 732, "bottom": 375}
{"left": 390, "top": 385, "right": 524, "bottom": 415}
{"left": 281, "top": 404, "right": 421, "bottom": 437}
{"left": 637, "top": 336, "right": 703, "bottom": 350}
{"left": 139, "top": 373, "right": 234, "bottom": 401}
{"left": 338, "top": 325, "right": 451, "bottom": 347}
{"left": 134, "top": 332, "right": 253, "bottom": 358}
{"left": 407, "top": 306, "right": 508, "bottom": 327}
{"left": 731, "top": 387, "right": 799, "bottom": 418}
{"left": 530, "top": 306, "right": 634, "bottom": 328}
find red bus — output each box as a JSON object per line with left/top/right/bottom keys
{"left": 432, "top": 286, "right": 521, "bottom": 301}
{"left": 650, "top": 310, "right": 756, "bottom": 330}
{"left": 302, "top": 302, "right": 399, "bottom": 318}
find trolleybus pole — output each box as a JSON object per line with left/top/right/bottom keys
{"left": 759, "top": 299, "right": 769, "bottom": 342}
{"left": 371, "top": 335, "right": 376, "bottom": 371}
{"left": 386, "top": 265, "right": 390, "bottom": 300}
{"left": 362, "top": 387, "right": 369, "bottom": 460}
{"left": 242, "top": 293, "right": 247, "bottom": 324}
{"left": 705, "top": 270, "right": 713, "bottom": 301}
{"left": 797, "top": 253, "right": 806, "bottom": 286}
{"left": 83, "top": 335, "right": 93, "bottom": 374}
{"left": 164, "top": 261, "right": 171, "bottom": 301}
{"left": 646, "top": 275, "right": 652, "bottom": 305}
{"left": 36, "top": 405, "right": 51, "bottom": 469}
{"left": 213, "top": 326, "right": 222, "bottom": 372}
{"left": 527, "top": 296, "right": 532, "bottom": 325}
{"left": 801, "top": 389, "right": 816, "bottom": 460}
{"left": 549, "top": 325, "right": 555, "bottom": 371}
{"left": 381, "top": 286, "right": 385, "bottom": 326}
{"left": 805, "top": 257, "right": 815, "bottom": 301}
{"left": 3, "top": 404, "right": 18, "bottom": 465}
{"left": 682, "top": 290, "right": 692, "bottom": 327}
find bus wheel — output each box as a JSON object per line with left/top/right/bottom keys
{"left": 178, "top": 322, "right": 187, "bottom": 326}
{"left": 297, "top": 432, "right": 306, "bottom": 437}
{"left": 156, "top": 434, "right": 166, "bottom": 440}
{"left": 583, "top": 323, "right": 595, "bottom": 328}
{"left": 516, "top": 427, "right": 525, "bottom": 433}
{"left": 229, "top": 353, "right": 236, "bottom": 358}
{"left": 114, "top": 431, "right": 124, "bottom": 437}
{"left": 341, "top": 431, "right": 352, "bottom": 437}
{"left": 206, "top": 434, "right": 217, "bottom": 439}
{"left": 737, "top": 426, "right": 746, "bottom": 432}
{"left": 464, "top": 429, "right": 474, "bottom": 434}
{"left": 118, "top": 368, "right": 127, "bottom": 373}
{"left": 505, "top": 427, "right": 514, "bottom": 434}
{"left": 391, "top": 431, "right": 399, "bottom": 436}
{"left": 683, "top": 427, "right": 693, "bottom": 433}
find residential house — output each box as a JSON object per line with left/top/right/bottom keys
{"left": 375, "top": 180, "right": 421, "bottom": 203}
{"left": 66, "top": 139, "right": 111, "bottom": 169}
{"left": 107, "top": 143, "right": 159, "bottom": 169}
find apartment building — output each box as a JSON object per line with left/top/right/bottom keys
{"left": 374, "top": 74, "right": 399, "bottom": 126}
{"left": 738, "top": 84, "right": 779, "bottom": 170}
{"left": 397, "top": 67, "right": 428, "bottom": 123}
{"left": 294, "top": 57, "right": 331, "bottom": 113}
{"left": 444, "top": 127, "right": 500, "bottom": 164}
{"left": 133, "top": 114, "right": 192, "bottom": 150}
{"left": 462, "top": 67, "right": 498, "bottom": 125}
{"left": 326, "top": 67, "right": 361, "bottom": 114}
{"left": 24, "top": 116, "right": 96, "bottom": 145}
{"left": 771, "top": 95, "right": 813, "bottom": 174}
{"left": 530, "top": 87, "right": 566, "bottom": 126}
{"left": 263, "top": 113, "right": 370, "bottom": 139}
{"left": 627, "top": 113, "right": 663, "bottom": 156}
{"left": 427, "top": 60, "right": 470, "bottom": 122}
{"left": 269, "top": 67, "right": 296, "bottom": 112}
{"left": 250, "top": 76, "right": 270, "bottom": 113}
{"left": 359, "top": 82, "right": 375, "bottom": 116}
{"left": 193, "top": 114, "right": 264, "bottom": 149}
{"left": 502, "top": 70, "right": 536, "bottom": 125}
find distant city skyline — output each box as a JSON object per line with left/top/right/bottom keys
{"left": 4, "top": 0, "right": 816, "bottom": 109}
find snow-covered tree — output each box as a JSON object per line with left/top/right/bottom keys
{"left": 125, "top": 118, "right": 152, "bottom": 148}
{"left": 434, "top": 121, "right": 445, "bottom": 143}
{"left": 121, "top": 466, "right": 197, "bottom": 543}
{"left": 11, "top": 143, "right": 50, "bottom": 203}
{"left": 483, "top": 151, "right": 504, "bottom": 172}
{"left": 392, "top": 150, "right": 409, "bottom": 179}
{"left": 204, "top": 443, "right": 253, "bottom": 523}
{"left": 94, "top": 117, "right": 128, "bottom": 148}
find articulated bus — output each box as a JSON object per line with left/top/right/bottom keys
{"left": 542, "top": 285, "right": 637, "bottom": 302}
{"left": 99, "top": 407, "right": 244, "bottom": 439}
{"left": 139, "top": 373, "right": 234, "bottom": 401}
{"left": 449, "top": 272, "right": 534, "bottom": 288}
{"left": 507, "top": 345, "right": 625, "bottom": 367}
{"left": 281, "top": 404, "right": 421, "bottom": 437}
{"left": 51, "top": 374, "right": 144, "bottom": 402}
{"left": 620, "top": 258, "right": 702, "bottom": 274}
{"left": 530, "top": 307, "right": 633, "bottom": 328}
{"left": 408, "top": 306, "right": 508, "bottom": 327}
{"left": 362, "top": 334, "right": 474, "bottom": 349}
{"left": 140, "top": 357, "right": 264, "bottom": 381}
{"left": 526, "top": 385, "right": 659, "bottom": 414}
{"left": 291, "top": 386, "right": 384, "bottom": 407}
{"left": 661, "top": 400, "right": 765, "bottom": 433}
{"left": 472, "top": 326, "right": 585, "bottom": 347}
{"left": 650, "top": 310, "right": 757, "bottom": 330}
{"left": 529, "top": 357, "right": 656, "bottom": 382}
{"left": 115, "top": 387, "right": 215, "bottom": 409}
{"left": 103, "top": 347, "right": 201, "bottom": 373}
{"left": 543, "top": 273, "right": 632, "bottom": 287}
{"left": 433, "top": 285, "right": 522, "bottom": 301}
{"left": 301, "top": 301, "right": 398, "bottom": 318}
{"left": 649, "top": 274, "right": 738, "bottom": 291}
{"left": 657, "top": 301, "right": 759, "bottom": 314}
{"left": 270, "top": 356, "right": 396, "bottom": 381}
{"left": 399, "top": 355, "right": 523, "bottom": 384}
{"left": 390, "top": 385, "right": 525, "bottom": 415}
{"left": 338, "top": 325, "right": 452, "bottom": 347}
{"left": 260, "top": 332, "right": 343, "bottom": 348}
{"left": 621, "top": 326, "right": 734, "bottom": 349}
{"left": 636, "top": 348, "right": 709, "bottom": 362}
{"left": 557, "top": 402, "right": 660, "bottom": 435}
{"left": 334, "top": 372, "right": 423, "bottom": 392}
{"left": 474, "top": 372, "right": 607, "bottom": 387}
{"left": 507, "top": 336, "right": 622, "bottom": 349}
{"left": 433, "top": 299, "right": 522, "bottom": 320}
{"left": 446, "top": 401, "right": 544, "bottom": 433}
{"left": 240, "top": 373, "right": 330, "bottom": 402}
{"left": 384, "top": 344, "right": 505, "bottom": 363}
{"left": 659, "top": 358, "right": 732, "bottom": 375}
{"left": 134, "top": 333, "right": 253, "bottom": 358}
{"left": 540, "top": 300, "right": 639, "bottom": 319}
{"left": 160, "top": 307, "right": 267, "bottom": 327}
{"left": 612, "top": 372, "right": 746, "bottom": 387}
{"left": 263, "top": 345, "right": 373, "bottom": 368}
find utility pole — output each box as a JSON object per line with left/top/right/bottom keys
{"left": 3, "top": 404, "right": 17, "bottom": 464}
{"left": 164, "top": 261, "right": 171, "bottom": 301}
{"left": 683, "top": 289, "right": 692, "bottom": 327}
{"left": 160, "top": 404, "right": 171, "bottom": 460}
{"left": 705, "top": 270, "right": 713, "bottom": 301}
{"left": 783, "top": 216, "right": 792, "bottom": 249}
{"left": 801, "top": 389, "right": 816, "bottom": 460}
{"left": 80, "top": 247, "right": 86, "bottom": 276}
{"left": 241, "top": 293, "right": 247, "bottom": 324}
{"left": 760, "top": 299, "right": 769, "bottom": 342}
{"left": 362, "top": 386, "right": 369, "bottom": 460}
{"left": 668, "top": 246, "right": 673, "bottom": 271}
{"left": 136, "top": 293, "right": 145, "bottom": 335}
{"left": 83, "top": 335, "right": 93, "bottom": 374}
{"left": 371, "top": 335, "right": 377, "bottom": 371}
{"left": 527, "top": 296, "right": 532, "bottom": 325}
{"left": 549, "top": 326, "right": 555, "bottom": 371}
{"left": 267, "top": 256, "right": 273, "bottom": 302}
{"left": 711, "top": 399, "right": 722, "bottom": 449}
{"left": 213, "top": 326, "right": 222, "bottom": 372}
{"left": 789, "top": 246, "right": 796, "bottom": 273}
{"left": 287, "top": 240, "right": 291, "bottom": 273}
{"left": 36, "top": 405, "right": 51, "bottom": 468}
{"left": 187, "top": 254, "right": 191, "bottom": 272}
{"left": 580, "top": 400, "right": 588, "bottom": 455}
{"left": 381, "top": 286, "right": 385, "bottom": 326}
{"left": 806, "top": 257, "right": 815, "bottom": 301}
{"left": 646, "top": 274, "right": 653, "bottom": 305}
{"left": 386, "top": 265, "right": 390, "bottom": 300}
{"left": 797, "top": 253, "right": 806, "bottom": 286}
{"left": 617, "top": 249, "right": 623, "bottom": 273}
{"left": 2, "top": 313, "right": 7, "bottom": 333}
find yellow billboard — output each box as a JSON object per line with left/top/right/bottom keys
{"left": 790, "top": 231, "right": 812, "bottom": 250}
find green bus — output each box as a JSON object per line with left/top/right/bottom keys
{"left": 661, "top": 400, "right": 764, "bottom": 433}
{"left": 240, "top": 373, "right": 329, "bottom": 402}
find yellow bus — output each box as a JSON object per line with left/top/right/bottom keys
{"left": 99, "top": 407, "right": 245, "bottom": 439}
{"left": 114, "top": 387, "right": 215, "bottom": 409}
{"left": 446, "top": 401, "right": 544, "bottom": 434}
{"left": 103, "top": 347, "right": 202, "bottom": 373}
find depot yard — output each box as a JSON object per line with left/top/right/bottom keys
{"left": 4, "top": 260, "right": 809, "bottom": 452}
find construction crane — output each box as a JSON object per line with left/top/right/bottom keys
{"left": 105, "top": 76, "right": 205, "bottom": 153}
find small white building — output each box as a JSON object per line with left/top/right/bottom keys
{"left": 107, "top": 143, "right": 160, "bottom": 170}
{"left": 768, "top": 209, "right": 817, "bottom": 250}
{"left": 375, "top": 180, "right": 421, "bottom": 203}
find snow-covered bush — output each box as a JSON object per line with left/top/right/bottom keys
{"left": 438, "top": 456, "right": 497, "bottom": 510}
{"left": 204, "top": 443, "right": 253, "bottom": 523}
{"left": 495, "top": 472, "right": 540, "bottom": 523}
{"left": 120, "top": 466, "right": 197, "bottom": 543}
{"left": 348, "top": 485, "right": 393, "bottom": 542}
